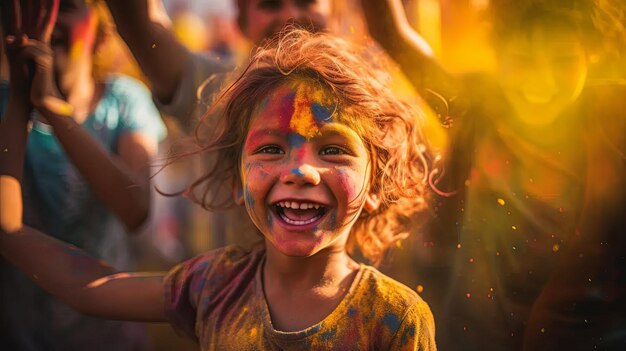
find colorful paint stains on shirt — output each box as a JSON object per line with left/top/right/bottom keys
{"left": 164, "top": 245, "right": 436, "bottom": 350}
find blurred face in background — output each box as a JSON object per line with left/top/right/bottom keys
{"left": 239, "top": 0, "right": 331, "bottom": 44}
{"left": 498, "top": 24, "right": 588, "bottom": 126}
{"left": 50, "top": 1, "right": 98, "bottom": 75}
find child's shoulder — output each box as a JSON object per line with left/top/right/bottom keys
{"left": 356, "top": 264, "right": 431, "bottom": 317}
{"left": 171, "top": 245, "right": 265, "bottom": 278}
{"left": 348, "top": 265, "right": 436, "bottom": 348}
{"left": 360, "top": 265, "right": 421, "bottom": 300}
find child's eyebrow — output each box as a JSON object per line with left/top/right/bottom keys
{"left": 245, "top": 128, "right": 286, "bottom": 144}
{"left": 317, "top": 124, "right": 361, "bottom": 141}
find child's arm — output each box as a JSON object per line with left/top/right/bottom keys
{"left": 24, "top": 37, "right": 156, "bottom": 231}
{"left": 361, "top": 0, "right": 459, "bottom": 101}
{"left": 0, "top": 224, "right": 167, "bottom": 322}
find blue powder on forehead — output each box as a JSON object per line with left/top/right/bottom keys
{"left": 311, "top": 102, "right": 333, "bottom": 124}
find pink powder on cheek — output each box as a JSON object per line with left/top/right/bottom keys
{"left": 334, "top": 167, "right": 360, "bottom": 203}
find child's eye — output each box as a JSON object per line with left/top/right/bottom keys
{"left": 319, "top": 146, "right": 346, "bottom": 156}
{"left": 255, "top": 145, "right": 284, "bottom": 154}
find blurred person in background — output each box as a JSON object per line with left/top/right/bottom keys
{"left": 362, "top": 0, "right": 625, "bottom": 349}
{"left": 104, "top": 0, "right": 332, "bottom": 132}
{"left": 0, "top": 0, "right": 166, "bottom": 350}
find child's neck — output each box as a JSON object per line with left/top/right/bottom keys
{"left": 263, "top": 244, "right": 360, "bottom": 332}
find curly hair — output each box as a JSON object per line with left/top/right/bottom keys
{"left": 182, "top": 27, "right": 433, "bottom": 265}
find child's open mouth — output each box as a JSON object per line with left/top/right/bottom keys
{"left": 272, "top": 201, "right": 327, "bottom": 226}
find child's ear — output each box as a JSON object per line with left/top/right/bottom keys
{"left": 363, "top": 193, "right": 381, "bottom": 213}
{"left": 233, "top": 184, "right": 245, "bottom": 206}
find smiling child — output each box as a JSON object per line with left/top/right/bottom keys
{"left": 1, "top": 27, "right": 436, "bottom": 350}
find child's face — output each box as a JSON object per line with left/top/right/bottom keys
{"left": 50, "top": 4, "right": 98, "bottom": 73}
{"left": 242, "top": 0, "right": 330, "bottom": 45}
{"left": 498, "top": 25, "right": 588, "bottom": 125}
{"left": 240, "top": 81, "right": 374, "bottom": 257}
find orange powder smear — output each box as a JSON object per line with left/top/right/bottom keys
{"left": 290, "top": 83, "right": 332, "bottom": 139}
{"left": 69, "top": 10, "right": 98, "bottom": 61}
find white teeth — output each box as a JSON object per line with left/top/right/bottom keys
{"left": 279, "top": 212, "right": 322, "bottom": 226}
{"left": 275, "top": 201, "right": 323, "bottom": 210}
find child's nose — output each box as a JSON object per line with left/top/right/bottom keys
{"left": 280, "top": 165, "right": 321, "bottom": 186}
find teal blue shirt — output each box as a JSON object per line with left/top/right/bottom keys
{"left": 21, "top": 75, "right": 165, "bottom": 266}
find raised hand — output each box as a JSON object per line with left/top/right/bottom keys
{"left": 10, "top": 35, "right": 73, "bottom": 118}
{"left": 0, "top": 0, "right": 59, "bottom": 42}
{"left": 2, "top": 0, "right": 62, "bottom": 112}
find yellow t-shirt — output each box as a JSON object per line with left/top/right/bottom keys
{"left": 164, "top": 245, "right": 436, "bottom": 350}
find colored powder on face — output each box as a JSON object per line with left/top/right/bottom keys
{"left": 288, "top": 133, "right": 306, "bottom": 149}
{"left": 244, "top": 186, "right": 255, "bottom": 208}
{"left": 69, "top": 10, "right": 97, "bottom": 61}
{"left": 336, "top": 167, "right": 358, "bottom": 203}
{"left": 278, "top": 91, "right": 296, "bottom": 134}
{"left": 293, "top": 143, "right": 307, "bottom": 163}
{"left": 291, "top": 168, "right": 305, "bottom": 177}
{"left": 311, "top": 102, "right": 333, "bottom": 124}
{"left": 289, "top": 84, "right": 333, "bottom": 139}
{"left": 328, "top": 212, "right": 337, "bottom": 229}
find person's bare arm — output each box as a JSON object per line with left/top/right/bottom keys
{"left": 24, "top": 38, "right": 153, "bottom": 231}
{"left": 361, "top": 0, "right": 458, "bottom": 101}
{"left": 0, "top": 89, "right": 31, "bottom": 234}
{"left": 105, "top": 0, "right": 189, "bottom": 105}
{"left": 0, "top": 223, "right": 167, "bottom": 321}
